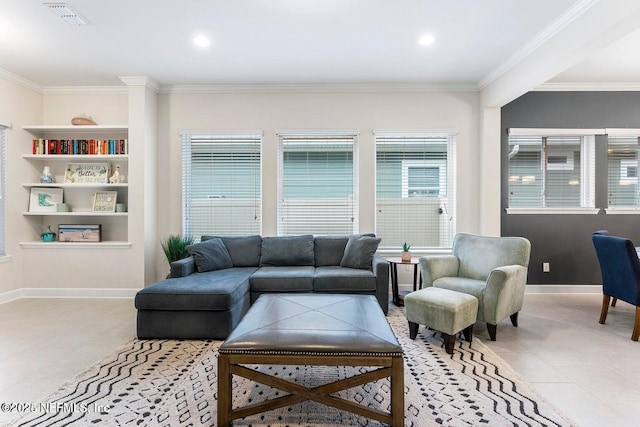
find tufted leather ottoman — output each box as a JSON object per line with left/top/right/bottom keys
{"left": 217, "top": 294, "right": 404, "bottom": 426}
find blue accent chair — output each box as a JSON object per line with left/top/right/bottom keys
{"left": 591, "top": 233, "right": 640, "bottom": 341}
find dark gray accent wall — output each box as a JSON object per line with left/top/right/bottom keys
{"left": 501, "top": 91, "right": 640, "bottom": 285}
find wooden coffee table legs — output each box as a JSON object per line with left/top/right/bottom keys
{"left": 217, "top": 353, "right": 404, "bottom": 426}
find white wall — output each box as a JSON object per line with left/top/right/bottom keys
{"left": 0, "top": 78, "right": 42, "bottom": 295}
{"left": 42, "top": 93, "right": 128, "bottom": 125}
{"left": 157, "top": 90, "right": 481, "bottom": 249}
{"left": 1, "top": 89, "right": 142, "bottom": 294}
{"left": 2, "top": 82, "right": 483, "bottom": 293}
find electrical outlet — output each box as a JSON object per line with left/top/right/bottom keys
{"left": 543, "top": 262, "right": 550, "bottom": 273}
{"left": 404, "top": 265, "right": 412, "bottom": 272}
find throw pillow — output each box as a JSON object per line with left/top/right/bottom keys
{"left": 202, "top": 235, "right": 262, "bottom": 267}
{"left": 187, "top": 238, "right": 233, "bottom": 272}
{"left": 340, "top": 234, "right": 381, "bottom": 270}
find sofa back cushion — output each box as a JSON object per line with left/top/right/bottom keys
{"left": 314, "top": 235, "right": 349, "bottom": 266}
{"left": 260, "top": 235, "right": 314, "bottom": 266}
{"left": 453, "top": 233, "right": 531, "bottom": 281}
{"left": 201, "top": 235, "right": 262, "bottom": 267}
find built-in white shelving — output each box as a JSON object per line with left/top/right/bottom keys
{"left": 21, "top": 125, "right": 130, "bottom": 247}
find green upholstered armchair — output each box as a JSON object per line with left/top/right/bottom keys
{"left": 419, "top": 233, "right": 531, "bottom": 341}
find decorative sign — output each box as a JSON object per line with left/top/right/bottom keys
{"left": 29, "top": 187, "right": 63, "bottom": 212}
{"left": 58, "top": 224, "right": 102, "bottom": 242}
{"left": 92, "top": 191, "right": 117, "bottom": 212}
{"left": 65, "top": 163, "right": 110, "bottom": 183}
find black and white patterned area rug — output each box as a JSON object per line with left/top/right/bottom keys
{"left": 8, "top": 307, "right": 572, "bottom": 427}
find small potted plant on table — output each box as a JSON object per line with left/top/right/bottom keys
{"left": 401, "top": 242, "right": 412, "bottom": 262}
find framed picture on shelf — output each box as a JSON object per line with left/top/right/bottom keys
{"left": 29, "top": 187, "right": 63, "bottom": 212}
{"left": 58, "top": 224, "right": 102, "bottom": 242}
{"left": 65, "top": 163, "right": 110, "bottom": 183}
{"left": 92, "top": 191, "right": 117, "bottom": 212}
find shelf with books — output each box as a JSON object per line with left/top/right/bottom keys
{"left": 22, "top": 154, "right": 128, "bottom": 161}
{"left": 22, "top": 125, "right": 128, "bottom": 136}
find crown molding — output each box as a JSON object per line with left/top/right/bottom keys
{"left": 0, "top": 67, "right": 43, "bottom": 93}
{"left": 478, "top": 0, "right": 600, "bottom": 89}
{"left": 42, "top": 86, "right": 129, "bottom": 95}
{"left": 535, "top": 82, "right": 640, "bottom": 91}
{"left": 119, "top": 76, "right": 160, "bottom": 92}
{"left": 159, "top": 82, "right": 479, "bottom": 94}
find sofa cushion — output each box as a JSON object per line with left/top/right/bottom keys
{"left": 202, "top": 235, "right": 262, "bottom": 267}
{"left": 340, "top": 234, "right": 381, "bottom": 270}
{"left": 314, "top": 266, "right": 377, "bottom": 292}
{"left": 314, "top": 235, "right": 349, "bottom": 266}
{"left": 186, "top": 238, "right": 233, "bottom": 272}
{"left": 260, "top": 235, "right": 314, "bottom": 266}
{"left": 134, "top": 267, "right": 256, "bottom": 311}
{"left": 250, "top": 266, "right": 315, "bottom": 292}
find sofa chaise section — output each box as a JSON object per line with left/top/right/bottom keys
{"left": 135, "top": 267, "right": 254, "bottom": 339}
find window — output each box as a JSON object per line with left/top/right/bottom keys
{"left": 607, "top": 135, "right": 640, "bottom": 208}
{"left": 507, "top": 131, "right": 596, "bottom": 212}
{"left": 277, "top": 132, "right": 358, "bottom": 236}
{"left": 181, "top": 133, "right": 261, "bottom": 239}
{"left": 375, "top": 132, "right": 455, "bottom": 249}
{"left": 0, "top": 124, "right": 6, "bottom": 257}
{"left": 402, "top": 160, "right": 446, "bottom": 198}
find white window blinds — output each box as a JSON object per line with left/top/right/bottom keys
{"left": 181, "top": 133, "right": 262, "bottom": 239}
{"left": 0, "top": 125, "right": 6, "bottom": 256}
{"left": 607, "top": 135, "right": 640, "bottom": 208}
{"left": 277, "top": 132, "right": 358, "bottom": 236}
{"left": 375, "top": 132, "right": 455, "bottom": 249}
{"left": 508, "top": 134, "right": 595, "bottom": 209}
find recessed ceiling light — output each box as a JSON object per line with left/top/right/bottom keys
{"left": 193, "top": 35, "right": 211, "bottom": 48}
{"left": 418, "top": 34, "right": 436, "bottom": 46}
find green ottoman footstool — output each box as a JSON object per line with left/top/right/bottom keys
{"left": 404, "top": 287, "right": 478, "bottom": 354}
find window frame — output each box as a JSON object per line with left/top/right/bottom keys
{"left": 401, "top": 159, "right": 447, "bottom": 198}
{"left": 276, "top": 131, "right": 359, "bottom": 236}
{"left": 374, "top": 131, "right": 456, "bottom": 250}
{"left": 0, "top": 122, "right": 7, "bottom": 258}
{"left": 605, "top": 130, "right": 640, "bottom": 214}
{"left": 506, "top": 128, "right": 600, "bottom": 215}
{"left": 180, "top": 131, "right": 263, "bottom": 239}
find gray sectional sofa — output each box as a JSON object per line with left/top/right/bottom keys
{"left": 135, "top": 234, "right": 389, "bottom": 339}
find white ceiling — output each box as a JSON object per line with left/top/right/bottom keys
{"left": 1, "top": 0, "right": 640, "bottom": 93}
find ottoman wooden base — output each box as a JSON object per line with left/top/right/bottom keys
{"left": 217, "top": 294, "right": 404, "bottom": 426}
{"left": 218, "top": 352, "right": 404, "bottom": 426}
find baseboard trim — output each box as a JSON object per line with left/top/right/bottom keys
{"left": 2, "top": 284, "right": 601, "bottom": 306}
{"left": 0, "top": 289, "right": 23, "bottom": 305}
{"left": 0, "top": 287, "right": 138, "bottom": 304}
{"left": 397, "top": 284, "right": 602, "bottom": 294}
{"left": 524, "top": 284, "right": 602, "bottom": 294}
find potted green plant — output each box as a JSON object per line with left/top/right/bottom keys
{"left": 161, "top": 235, "right": 194, "bottom": 265}
{"left": 402, "top": 242, "right": 412, "bottom": 262}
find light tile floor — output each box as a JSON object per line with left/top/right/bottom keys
{"left": 0, "top": 294, "right": 638, "bottom": 426}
